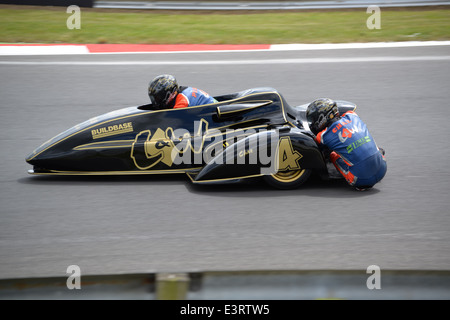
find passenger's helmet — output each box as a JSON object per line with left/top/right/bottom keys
{"left": 306, "top": 98, "right": 340, "bottom": 135}
{"left": 148, "top": 74, "right": 179, "bottom": 109}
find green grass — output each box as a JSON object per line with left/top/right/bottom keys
{"left": 0, "top": 6, "right": 449, "bottom": 44}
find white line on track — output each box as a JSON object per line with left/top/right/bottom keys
{"left": 0, "top": 46, "right": 90, "bottom": 56}
{"left": 1, "top": 56, "right": 450, "bottom": 65}
{"left": 269, "top": 41, "right": 450, "bottom": 51}
{"left": 0, "top": 41, "right": 449, "bottom": 56}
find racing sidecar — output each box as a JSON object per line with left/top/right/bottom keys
{"left": 26, "top": 87, "right": 356, "bottom": 189}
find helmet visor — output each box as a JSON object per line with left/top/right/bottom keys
{"left": 150, "top": 88, "right": 176, "bottom": 109}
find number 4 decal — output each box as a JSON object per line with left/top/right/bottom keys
{"left": 277, "top": 137, "right": 302, "bottom": 171}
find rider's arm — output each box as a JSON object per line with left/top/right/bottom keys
{"left": 173, "top": 93, "right": 189, "bottom": 109}
{"left": 315, "top": 128, "right": 328, "bottom": 144}
{"left": 342, "top": 110, "right": 357, "bottom": 117}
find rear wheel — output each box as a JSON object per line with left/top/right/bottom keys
{"left": 263, "top": 168, "right": 312, "bottom": 190}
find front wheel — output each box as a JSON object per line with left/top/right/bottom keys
{"left": 263, "top": 168, "right": 312, "bottom": 190}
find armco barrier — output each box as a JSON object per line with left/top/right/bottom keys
{"left": 1, "top": 270, "right": 449, "bottom": 300}
{"left": 0, "top": 0, "right": 93, "bottom": 7}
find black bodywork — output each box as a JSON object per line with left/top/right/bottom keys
{"left": 26, "top": 88, "right": 356, "bottom": 185}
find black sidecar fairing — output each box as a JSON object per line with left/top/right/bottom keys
{"left": 26, "top": 87, "right": 299, "bottom": 175}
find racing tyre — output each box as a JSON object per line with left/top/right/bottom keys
{"left": 263, "top": 168, "right": 312, "bottom": 190}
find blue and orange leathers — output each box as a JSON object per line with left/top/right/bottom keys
{"left": 173, "top": 87, "right": 216, "bottom": 109}
{"left": 315, "top": 111, "right": 386, "bottom": 188}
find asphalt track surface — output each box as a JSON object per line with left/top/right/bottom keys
{"left": 1, "top": 45, "right": 449, "bottom": 280}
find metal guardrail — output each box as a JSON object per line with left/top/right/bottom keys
{"left": 94, "top": 0, "right": 450, "bottom": 10}
{"left": 0, "top": 0, "right": 94, "bottom": 7}
{"left": 1, "top": 270, "right": 450, "bottom": 300}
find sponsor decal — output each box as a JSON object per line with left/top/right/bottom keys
{"left": 130, "top": 119, "right": 284, "bottom": 172}
{"left": 91, "top": 122, "right": 133, "bottom": 139}
{"left": 338, "top": 128, "right": 355, "bottom": 143}
{"left": 347, "top": 135, "right": 371, "bottom": 154}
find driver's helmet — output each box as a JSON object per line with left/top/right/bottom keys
{"left": 306, "top": 98, "right": 340, "bottom": 135}
{"left": 148, "top": 74, "right": 179, "bottom": 109}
